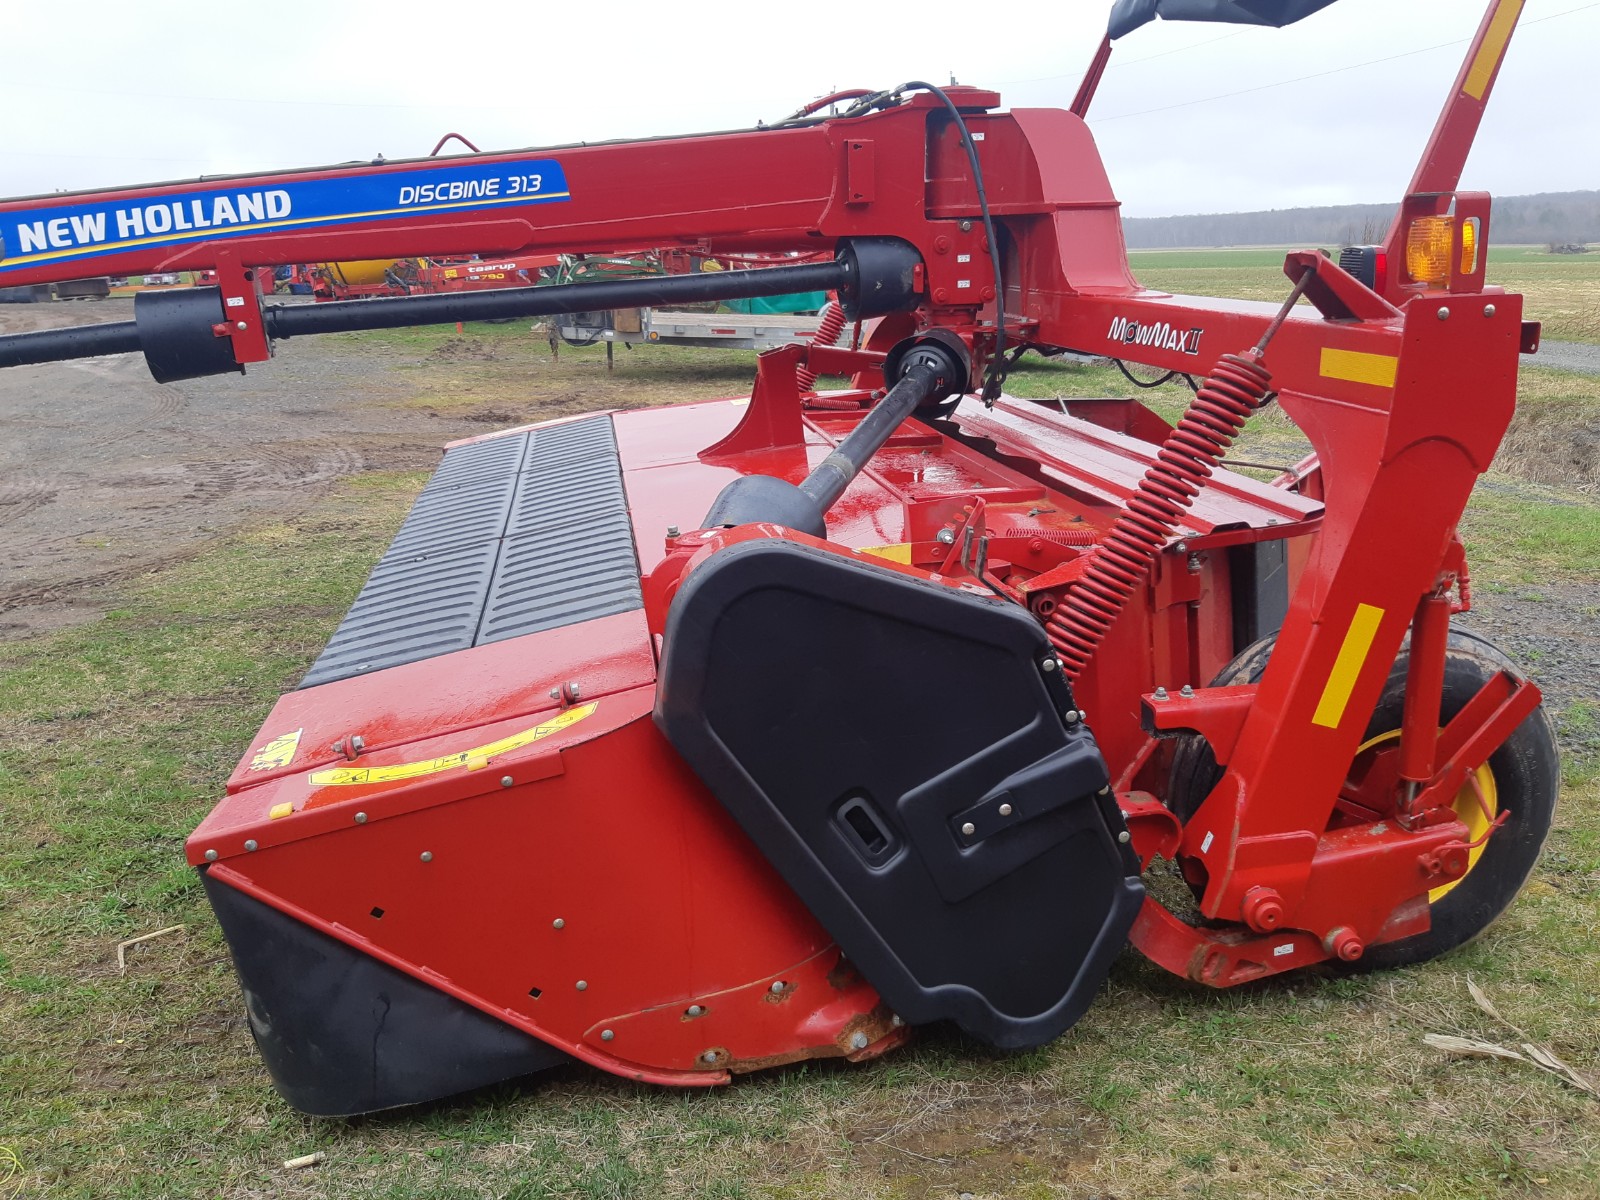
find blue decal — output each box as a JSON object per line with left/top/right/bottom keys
{"left": 0, "top": 159, "right": 570, "bottom": 278}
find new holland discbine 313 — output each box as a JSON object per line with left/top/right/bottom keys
{"left": 0, "top": 0, "right": 1558, "bottom": 1116}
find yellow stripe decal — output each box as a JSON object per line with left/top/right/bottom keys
{"left": 1319, "top": 347, "right": 1398, "bottom": 389}
{"left": 1463, "top": 0, "right": 1523, "bottom": 101}
{"left": 310, "top": 702, "right": 597, "bottom": 786}
{"left": 1312, "top": 605, "right": 1385, "bottom": 729}
{"left": 860, "top": 543, "right": 913, "bottom": 563}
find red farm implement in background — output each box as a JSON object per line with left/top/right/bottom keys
{"left": 0, "top": 0, "right": 1557, "bottom": 1117}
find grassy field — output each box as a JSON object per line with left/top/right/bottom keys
{"left": 3, "top": 251, "right": 1599, "bottom": 1198}
{"left": 1127, "top": 245, "right": 1600, "bottom": 345}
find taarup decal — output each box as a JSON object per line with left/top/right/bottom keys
{"left": 1107, "top": 316, "right": 1203, "bottom": 355}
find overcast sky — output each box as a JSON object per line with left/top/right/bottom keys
{"left": 3, "top": 0, "right": 1595, "bottom": 219}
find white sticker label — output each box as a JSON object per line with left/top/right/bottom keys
{"left": 1200, "top": 831, "right": 1214, "bottom": 853}
{"left": 957, "top": 254, "right": 971, "bottom": 263}
{"left": 957, "top": 279, "right": 971, "bottom": 288}
{"left": 972, "top": 132, "right": 985, "bottom": 141}
{"left": 226, "top": 295, "right": 245, "bottom": 307}
{"left": 1273, "top": 943, "right": 1294, "bottom": 957}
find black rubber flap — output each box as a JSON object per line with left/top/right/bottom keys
{"left": 654, "top": 539, "right": 1143, "bottom": 1048}
{"left": 203, "top": 871, "right": 570, "bottom": 1115}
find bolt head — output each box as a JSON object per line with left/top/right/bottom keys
{"left": 1483, "top": 303, "right": 1496, "bottom": 317}
{"left": 203, "top": 848, "right": 218, "bottom": 862}
{"left": 1118, "top": 830, "right": 1132, "bottom": 844}
{"left": 998, "top": 803, "right": 1013, "bottom": 817}
{"left": 850, "top": 1031, "right": 870, "bottom": 1051}
{"left": 1041, "top": 657, "right": 1058, "bottom": 673}
{"left": 501, "top": 776, "right": 514, "bottom": 788}
{"left": 686, "top": 1004, "right": 705, "bottom": 1017}
{"left": 1180, "top": 685, "right": 1195, "bottom": 698}
{"left": 961, "top": 821, "right": 977, "bottom": 836}
{"left": 601, "top": 1029, "right": 615, "bottom": 1042}
{"left": 420, "top": 851, "right": 433, "bottom": 863}
{"left": 553, "top": 918, "right": 566, "bottom": 930}
{"left": 702, "top": 1050, "right": 719, "bottom": 1064}
{"left": 769, "top": 980, "right": 786, "bottom": 994}
{"left": 937, "top": 528, "right": 956, "bottom": 544}
{"left": 354, "top": 812, "right": 368, "bottom": 824}
{"left": 1064, "top": 709, "right": 1080, "bottom": 724}
{"left": 576, "top": 980, "right": 588, "bottom": 991}
{"left": 666, "top": 525, "right": 681, "bottom": 538}
{"left": 244, "top": 839, "right": 258, "bottom": 852}
{"left": 1437, "top": 306, "right": 1451, "bottom": 320}
{"left": 235, "top": 320, "right": 248, "bottom": 330}
{"left": 1153, "top": 687, "right": 1169, "bottom": 701}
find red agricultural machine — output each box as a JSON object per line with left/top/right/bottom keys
{"left": 0, "top": 0, "right": 1557, "bottom": 1116}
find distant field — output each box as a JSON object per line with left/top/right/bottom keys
{"left": 1127, "top": 245, "right": 1600, "bottom": 345}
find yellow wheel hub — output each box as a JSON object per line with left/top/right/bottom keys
{"left": 1354, "top": 730, "right": 1499, "bottom": 902}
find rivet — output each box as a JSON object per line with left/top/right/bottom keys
{"left": 850, "top": 1031, "right": 870, "bottom": 1050}
{"left": 420, "top": 851, "right": 433, "bottom": 863}
{"left": 243, "top": 839, "right": 258, "bottom": 852}
{"left": 961, "top": 821, "right": 976, "bottom": 836}
{"left": 553, "top": 918, "right": 566, "bottom": 930}
{"left": 1099, "top": 787, "right": 1111, "bottom": 796}
{"left": 501, "top": 776, "right": 514, "bottom": 788}
{"left": 686, "top": 1004, "right": 705, "bottom": 1017}
{"left": 1118, "top": 830, "right": 1132, "bottom": 844}
{"left": 354, "top": 812, "right": 368, "bottom": 824}
{"left": 203, "top": 848, "right": 218, "bottom": 862}
{"left": 1483, "top": 303, "right": 1496, "bottom": 317}
{"left": 1175, "top": 541, "right": 1188, "bottom": 553}
{"left": 702, "top": 1050, "right": 719, "bottom": 1064}
{"left": 601, "top": 1029, "right": 615, "bottom": 1041}
{"left": 890, "top": 1014, "right": 905, "bottom": 1028}
{"left": 769, "top": 980, "right": 787, "bottom": 994}
{"left": 576, "top": 980, "right": 589, "bottom": 991}
{"left": 1437, "top": 306, "right": 1450, "bottom": 321}
{"left": 999, "top": 803, "right": 1014, "bottom": 817}
{"left": 235, "top": 320, "right": 248, "bottom": 331}
{"left": 1064, "top": 709, "right": 1080, "bottom": 724}
{"left": 1040, "top": 658, "right": 1058, "bottom": 673}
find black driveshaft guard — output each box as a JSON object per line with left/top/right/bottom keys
{"left": 655, "top": 538, "right": 1144, "bottom": 1049}
{"left": 202, "top": 871, "right": 570, "bottom": 1116}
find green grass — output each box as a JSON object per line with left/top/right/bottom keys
{"left": 1127, "top": 245, "right": 1600, "bottom": 344}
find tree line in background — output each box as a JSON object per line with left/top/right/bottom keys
{"left": 1124, "top": 190, "right": 1599, "bottom": 250}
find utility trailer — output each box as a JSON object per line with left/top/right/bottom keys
{"left": 0, "top": 0, "right": 1558, "bottom": 1119}
{"left": 554, "top": 306, "right": 844, "bottom": 357}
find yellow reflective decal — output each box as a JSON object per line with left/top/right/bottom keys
{"left": 250, "top": 728, "right": 302, "bottom": 771}
{"left": 860, "top": 543, "right": 913, "bottom": 563}
{"left": 1312, "top": 605, "right": 1385, "bottom": 729}
{"left": 1319, "top": 347, "right": 1398, "bottom": 389}
{"left": 310, "top": 702, "right": 598, "bottom": 786}
{"left": 1463, "top": 0, "right": 1523, "bottom": 101}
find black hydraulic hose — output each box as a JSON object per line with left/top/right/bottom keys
{"left": 0, "top": 320, "right": 142, "bottom": 370}
{"left": 263, "top": 261, "right": 849, "bottom": 339}
{"left": 798, "top": 354, "right": 945, "bottom": 513}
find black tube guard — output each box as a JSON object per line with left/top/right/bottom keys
{"left": 654, "top": 538, "right": 1143, "bottom": 1049}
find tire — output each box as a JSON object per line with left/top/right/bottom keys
{"left": 1167, "top": 626, "right": 1560, "bottom": 969}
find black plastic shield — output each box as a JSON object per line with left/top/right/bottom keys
{"left": 654, "top": 538, "right": 1144, "bottom": 1049}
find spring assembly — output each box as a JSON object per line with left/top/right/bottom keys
{"left": 795, "top": 299, "right": 848, "bottom": 392}
{"left": 1047, "top": 349, "right": 1273, "bottom": 679}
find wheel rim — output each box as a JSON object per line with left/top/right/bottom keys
{"left": 1347, "top": 730, "right": 1499, "bottom": 902}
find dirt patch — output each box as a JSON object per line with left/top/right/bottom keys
{"left": 833, "top": 1080, "right": 1102, "bottom": 1198}
{"left": 0, "top": 307, "right": 718, "bottom": 638}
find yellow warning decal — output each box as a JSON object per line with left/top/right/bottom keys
{"left": 1463, "top": 0, "right": 1523, "bottom": 100}
{"left": 1312, "top": 605, "right": 1385, "bottom": 729}
{"left": 250, "top": 728, "right": 303, "bottom": 771}
{"left": 860, "top": 543, "right": 913, "bottom": 563}
{"left": 1319, "top": 347, "right": 1398, "bottom": 389}
{"left": 309, "top": 702, "right": 598, "bottom": 787}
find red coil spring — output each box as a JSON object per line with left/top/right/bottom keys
{"left": 1048, "top": 351, "right": 1273, "bottom": 679}
{"left": 795, "top": 299, "right": 848, "bottom": 392}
